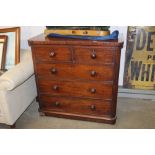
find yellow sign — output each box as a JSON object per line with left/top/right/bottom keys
{"left": 124, "top": 26, "right": 155, "bottom": 90}
{"left": 44, "top": 29, "right": 110, "bottom": 37}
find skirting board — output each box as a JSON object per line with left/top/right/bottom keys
{"left": 118, "top": 87, "right": 155, "bottom": 101}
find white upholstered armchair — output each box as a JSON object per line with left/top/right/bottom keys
{"left": 0, "top": 50, "right": 37, "bottom": 127}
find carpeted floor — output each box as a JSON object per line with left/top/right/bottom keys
{"left": 0, "top": 97, "right": 155, "bottom": 129}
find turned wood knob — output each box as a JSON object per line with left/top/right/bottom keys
{"left": 90, "top": 105, "right": 96, "bottom": 111}
{"left": 49, "top": 51, "right": 56, "bottom": 57}
{"left": 53, "top": 85, "right": 59, "bottom": 91}
{"left": 50, "top": 68, "right": 57, "bottom": 74}
{"left": 91, "top": 52, "right": 96, "bottom": 59}
{"left": 54, "top": 101, "right": 60, "bottom": 106}
{"left": 90, "top": 70, "right": 96, "bottom": 77}
{"left": 90, "top": 88, "right": 96, "bottom": 94}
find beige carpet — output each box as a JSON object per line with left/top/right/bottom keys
{"left": 1, "top": 97, "right": 155, "bottom": 129}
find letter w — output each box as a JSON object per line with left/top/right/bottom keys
{"left": 131, "top": 61, "right": 142, "bottom": 81}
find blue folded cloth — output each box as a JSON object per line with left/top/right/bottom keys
{"left": 47, "top": 30, "right": 119, "bottom": 41}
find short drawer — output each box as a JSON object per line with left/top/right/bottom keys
{"left": 36, "top": 63, "right": 114, "bottom": 81}
{"left": 74, "top": 47, "right": 115, "bottom": 64}
{"left": 39, "top": 96, "right": 113, "bottom": 116}
{"left": 38, "top": 80, "right": 113, "bottom": 100}
{"left": 33, "top": 46, "right": 72, "bottom": 62}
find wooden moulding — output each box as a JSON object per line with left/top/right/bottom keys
{"left": 0, "top": 35, "right": 8, "bottom": 70}
{"left": 0, "top": 27, "right": 20, "bottom": 65}
{"left": 42, "top": 110, "right": 117, "bottom": 124}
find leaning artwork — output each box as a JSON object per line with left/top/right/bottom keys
{"left": 0, "top": 35, "right": 8, "bottom": 75}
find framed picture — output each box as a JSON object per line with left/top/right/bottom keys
{"left": 0, "top": 27, "right": 20, "bottom": 69}
{"left": 0, "top": 35, "right": 8, "bottom": 70}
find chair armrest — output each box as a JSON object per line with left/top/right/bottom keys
{"left": 0, "top": 51, "right": 34, "bottom": 91}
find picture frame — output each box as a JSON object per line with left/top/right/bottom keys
{"left": 0, "top": 35, "right": 8, "bottom": 70}
{"left": 0, "top": 27, "right": 20, "bottom": 69}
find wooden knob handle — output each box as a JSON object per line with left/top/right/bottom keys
{"left": 91, "top": 88, "right": 96, "bottom": 94}
{"left": 91, "top": 70, "right": 96, "bottom": 77}
{"left": 91, "top": 52, "right": 96, "bottom": 59}
{"left": 49, "top": 51, "right": 56, "bottom": 57}
{"left": 53, "top": 85, "right": 59, "bottom": 91}
{"left": 90, "top": 105, "right": 96, "bottom": 111}
{"left": 54, "top": 101, "right": 60, "bottom": 106}
{"left": 50, "top": 68, "right": 57, "bottom": 74}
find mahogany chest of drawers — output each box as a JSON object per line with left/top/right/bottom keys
{"left": 28, "top": 34, "right": 123, "bottom": 124}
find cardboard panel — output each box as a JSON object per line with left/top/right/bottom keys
{"left": 124, "top": 26, "right": 155, "bottom": 90}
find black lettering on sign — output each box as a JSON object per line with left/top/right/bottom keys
{"left": 131, "top": 61, "right": 142, "bottom": 81}
{"left": 147, "top": 32, "right": 155, "bottom": 51}
{"left": 147, "top": 55, "right": 152, "bottom": 60}
{"left": 141, "top": 64, "right": 151, "bottom": 81}
{"left": 151, "top": 64, "right": 155, "bottom": 82}
{"left": 147, "top": 55, "right": 155, "bottom": 60}
{"left": 136, "top": 29, "right": 146, "bottom": 50}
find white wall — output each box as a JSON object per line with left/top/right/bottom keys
{"left": 21, "top": 26, "right": 127, "bottom": 86}
{"left": 110, "top": 26, "right": 128, "bottom": 86}
{"left": 21, "top": 26, "right": 45, "bottom": 49}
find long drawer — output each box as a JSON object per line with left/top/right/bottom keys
{"left": 38, "top": 80, "right": 113, "bottom": 100}
{"left": 39, "top": 95, "right": 113, "bottom": 116}
{"left": 36, "top": 63, "right": 114, "bottom": 81}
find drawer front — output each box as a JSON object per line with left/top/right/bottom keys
{"left": 33, "top": 46, "right": 72, "bottom": 62}
{"left": 39, "top": 96, "right": 113, "bottom": 116}
{"left": 38, "top": 80, "right": 113, "bottom": 99}
{"left": 74, "top": 47, "right": 115, "bottom": 64}
{"left": 36, "top": 63, "right": 114, "bottom": 81}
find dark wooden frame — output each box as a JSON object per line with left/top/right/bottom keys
{"left": 0, "top": 27, "right": 20, "bottom": 66}
{"left": 0, "top": 35, "right": 8, "bottom": 70}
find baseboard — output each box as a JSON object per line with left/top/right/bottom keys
{"left": 118, "top": 87, "right": 155, "bottom": 101}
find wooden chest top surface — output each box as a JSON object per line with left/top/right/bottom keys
{"left": 28, "top": 34, "right": 123, "bottom": 47}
